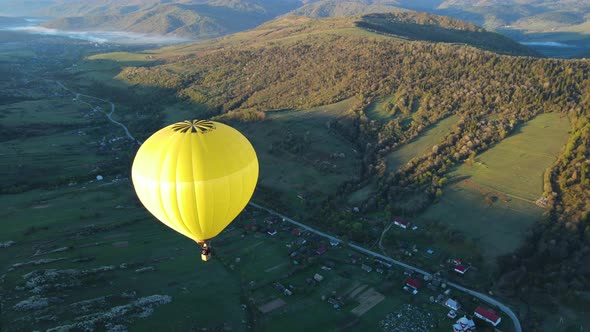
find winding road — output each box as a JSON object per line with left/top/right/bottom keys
{"left": 51, "top": 80, "right": 141, "bottom": 145}
{"left": 249, "top": 202, "right": 522, "bottom": 332}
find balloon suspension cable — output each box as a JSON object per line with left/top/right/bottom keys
{"left": 197, "top": 240, "right": 212, "bottom": 262}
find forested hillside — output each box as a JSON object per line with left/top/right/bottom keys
{"left": 107, "top": 14, "right": 590, "bottom": 330}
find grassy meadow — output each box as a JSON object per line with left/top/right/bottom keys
{"left": 386, "top": 115, "right": 460, "bottom": 172}
{"left": 417, "top": 113, "right": 571, "bottom": 259}
{"left": 233, "top": 98, "right": 362, "bottom": 219}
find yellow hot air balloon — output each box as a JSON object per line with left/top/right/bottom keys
{"left": 131, "top": 119, "right": 258, "bottom": 261}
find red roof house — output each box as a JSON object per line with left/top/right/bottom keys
{"left": 474, "top": 306, "right": 501, "bottom": 326}
{"left": 405, "top": 278, "right": 421, "bottom": 290}
{"left": 394, "top": 217, "right": 410, "bottom": 229}
{"left": 315, "top": 247, "right": 327, "bottom": 255}
{"left": 454, "top": 265, "right": 469, "bottom": 274}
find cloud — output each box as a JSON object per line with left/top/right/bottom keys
{"left": 2, "top": 26, "right": 193, "bottom": 44}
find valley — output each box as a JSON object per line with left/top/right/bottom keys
{"left": 1, "top": 8, "right": 590, "bottom": 332}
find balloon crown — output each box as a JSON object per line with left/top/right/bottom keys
{"left": 172, "top": 120, "right": 216, "bottom": 133}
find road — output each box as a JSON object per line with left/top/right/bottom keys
{"left": 249, "top": 202, "right": 522, "bottom": 332}
{"left": 51, "top": 80, "right": 141, "bottom": 145}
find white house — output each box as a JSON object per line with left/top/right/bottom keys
{"left": 444, "top": 298, "right": 461, "bottom": 311}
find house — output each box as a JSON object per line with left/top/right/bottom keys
{"left": 453, "top": 316, "right": 476, "bottom": 332}
{"left": 361, "top": 264, "right": 373, "bottom": 272}
{"left": 265, "top": 216, "right": 280, "bottom": 225}
{"left": 274, "top": 282, "right": 286, "bottom": 292}
{"left": 290, "top": 246, "right": 307, "bottom": 258}
{"left": 474, "top": 306, "right": 502, "bottom": 326}
{"left": 447, "top": 310, "right": 457, "bottom": 319}
{"left": 329, "top": 238, "right": 340, "bottom": 247}
{"left": 314, "top": 273, "right": 324, "bottom": 282}
{"left": 284, "top": 289, "right": 293, "bottom": 296}
{"left": 444, "top": 298, "right": 461, "bottom": 311}
{"left": 315, "top": 247, "right": 327, "bottom": 255}
{"left": 454, "top": 265, "right": 469, "bottom": 274}
{"left": 393, "top": 217, "right": 410, "bottom": 229}
{"left": 451, "top": 258, "right": 462, "bottom": 266}
{"left": 405, "top": 278, "right": 421, "bottom": 290}
{"left": 267, "top": 229, "right": 277, "bottom": 236}
{"left": 295, "top": 237, "right": 307, "bottom": 246}
{"left": 403, "top": 278, "right": 420, "bottom": 295}
{"left": 374, "top": 259, "right": 392, "bottom": 268}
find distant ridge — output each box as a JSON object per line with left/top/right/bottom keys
{"left": 356, "top": 12, "right": 538, "bottom": 56}
{"left": 39, "top": 0, "right": 303, "bottom": 39}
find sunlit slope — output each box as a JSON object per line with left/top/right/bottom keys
{"left": 386, "top": 115, "right": 460, "bottom": 172}
{"left": 418, "top": 113, "right": 571, "bottom": 258}
{"left": 105, "top": 14, "right": 538, "bottom": 116}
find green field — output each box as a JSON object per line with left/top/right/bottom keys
{"left": 418, "top": 113, "right": 571, "bottom": 259}
{"left": 233, "top": 98, "right": 362, "bottom": 218}
{"left": 366, "top": 95, "right": 400, "bottom": 121}
{"left": 1, "top": 180, "right": 477, "bottom": 332}
{"left": 386, "top": 115, "right": 459, "bottom": 172}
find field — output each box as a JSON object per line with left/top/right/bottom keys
{"left": 233, "top": 99, "right": 362, "bottom": 219}
{"left": 386, "top": 115, "right": 460, "bottom": 172}
{"left": 0, "top": 33, "right": 248, "bottom": 331}
{"left": 417, "top": 113, "right": 571, "bottom": 259}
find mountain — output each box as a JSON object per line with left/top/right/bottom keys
{"left": 284, "top": 0, "right": 590, "bottom": 57}
{"left": 114, "top": 13, "right": 537, "bottom": 112}
{"left": 357, "top": 12, "right": 537, "bottom": 56}
{"left": 0, "top": 0, "right": 57, "bottom": 16}
{"left": 6, "top": 0, "right": 589, "bottom": 57}
{"left": 37, "top": 0, "right": 303, "bottom": 39}
{"left": 437, "top": 0, "right": 590, "bottom": 29}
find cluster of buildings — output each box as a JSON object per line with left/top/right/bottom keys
{"left": 251, "top": 213, "right": 503, "bottom": 330}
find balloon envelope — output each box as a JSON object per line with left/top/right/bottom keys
{"left": 131, "top": 120, "right": 258, "bottom": 242}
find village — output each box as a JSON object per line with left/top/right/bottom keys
{"left": 213, "top": 208, "right": 508, "bottom": 332}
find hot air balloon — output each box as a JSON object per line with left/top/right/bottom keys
{"left": 131, "top": 119, "right": 258, "bottom": 261}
